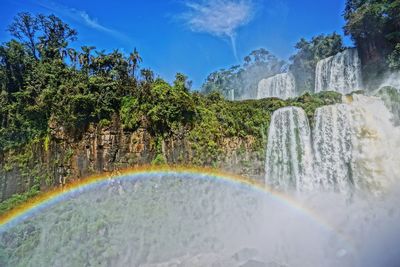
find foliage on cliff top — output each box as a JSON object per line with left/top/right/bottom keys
{"left": 344, "top": 0, "right": 400, "bottom": 67}
{"left": 344, "top": 0, "right": 400, "bottom": 86}
{"left": 0, "top": 12, "right": 343, "bottom": 155}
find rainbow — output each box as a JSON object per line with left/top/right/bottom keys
{"left": 0, "top": 165, "right": 353, "bottom": 249}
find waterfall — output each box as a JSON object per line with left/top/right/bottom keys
{"left": 313, "top": 104, "right": 354, "bottom": 192}
{"left": 229, "top": 89, "right": 235, "bottom": 101}
{"left": 266, "top": 94, "right": 400, "bottom": 192}
{"left": 344, "top": 94, "right": 400, "bottom": 191}
{"left": 315, "top": 48, "right": 362, "bottom": 94}
{"left": 265, "top": 107, "right": 314, "bottom": 191}
{"left": 257, "top": 73, "right": 296, "bottom": 100}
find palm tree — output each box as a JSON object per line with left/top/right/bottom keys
{"left": 79, "top": 46, "right": 95, "bottom": 75}
{"left": 128, "top": 48, "right": 142, "bottom": 78}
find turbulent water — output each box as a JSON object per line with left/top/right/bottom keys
{"left": 265, "top": 107, "right": 314, "bottom": 191}
{"left": 315, "top": 49, "right": 362, "bottom": 94}
{"left": 344, "top": 94, "right": 400, "bottom": 191}
{"left": 257, "top": 73, "right": 296, "bottom": 100}
{"left": 2, "top": 173, "right": 400, "bottom": 267}
{"left": 266, "top": 94, "right": 400, "bottom": 193}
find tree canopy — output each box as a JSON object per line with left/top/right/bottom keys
{"left": 344, "top": 0, "right": 400, "bottom": 71}
{"left": 0, "top": 13, "right": 159, "bottom": 150}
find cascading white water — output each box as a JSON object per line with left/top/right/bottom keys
{"left": 314, "top": 94, "right": 400, "bottom": 192}
{"left": 257, "top": 72, "right": 296, "bottom": 100}
{"left": 267, "top": 94, "right": 400, "bottom": 192}
{"left": 265, "top": 106, "right": 314, "bottom": 191}
{"left": 313, "top": 104, "right": 354, "bottom": 192}
{"left": 315, "top": 49, "right": 362, "bottom": 94}
{"left": 344, "top": 94, "right": 400, "bottom": 191}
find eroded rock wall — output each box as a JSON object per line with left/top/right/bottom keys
{"left": 0, "top": 117, "right": 265, "bottom": 200}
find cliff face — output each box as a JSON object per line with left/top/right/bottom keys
{"left": 356, "top": 37, "right": 393, "bottom": 89}
{"left": 0, "top": 117, "right": 265, "bottom": 201}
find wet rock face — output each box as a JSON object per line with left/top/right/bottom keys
{"left": 0, "top": 118, "right": 265, "bottom": 200}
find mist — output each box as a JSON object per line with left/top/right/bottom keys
{"left": 379, "top": 72, "right": 400, "bottom": 91}
{"left": 1, "top": 172, "right": 400, "bottom": 267}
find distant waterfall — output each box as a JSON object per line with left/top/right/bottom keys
{"left": 313, "top": 104, "right": 354, "bottom": 192}
{"left": 265, "top": 107, "right": 314, "bottom": 191}
{"left": 315, "top": 49, "right": 362, "bottom": 94}
{"left": 257, "top": 73, "right": 296, "bottom": 100}
{"left": 265, "top": 94, "right": 400, "bottom": 192}
{"left": 228, "top": 89, "right": 235, "bottom": 101}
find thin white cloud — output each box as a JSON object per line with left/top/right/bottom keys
{"left": 179, "top": 0, "right": 256, "bottom": 59}
{"left": 182, "top": 0, "right": 254, "bottom": 38}
{"left": 35, "top": 1, "right": 129, "bottom": 41}
{"left": 70, "top": 9, "right": 114, "bottom": 33}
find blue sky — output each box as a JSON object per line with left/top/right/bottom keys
{"left": 0, "top": 0, "right": 352, "bottom": 88}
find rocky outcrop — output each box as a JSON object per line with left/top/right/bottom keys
{"left": 0, "top": 117, "right": 265, "bottom": 200}
{"left": 355, "top": 38, "right": 391, "bottom": 89}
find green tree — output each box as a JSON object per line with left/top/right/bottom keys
{"left": 174, "top": 73, "right": 192, "bottom": 92}
{"left": 0, "top": 40, "right": 31, "bottom": 94}
{"left": 344, "top": 0, "right": 400, "bottom": 71}
{"left": 36, "top": 14, "right": 77, "bottom": 61}
{"left": 128, "top": 48, "right": 142, "bottom": 78}
{"left": 8, "top": 13, "right": 78, "bottom": 62}
{"left": 78, "top": 46, "right": 95, "bottom": 75}
{"left": 8, "top": 12, "right": 39, "bottom": 60}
